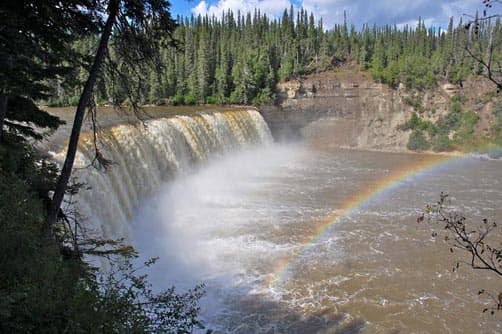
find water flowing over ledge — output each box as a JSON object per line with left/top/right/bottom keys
{"left": 52, "top": 109, "right": 272, "bottom": 238}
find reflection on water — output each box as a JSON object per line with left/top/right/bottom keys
{"left": 131, "top": 143, "right": 501, "bottom": 333}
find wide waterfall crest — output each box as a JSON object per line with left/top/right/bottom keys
{"left": 64, "top": 109, "right": 272, "bottom": 238}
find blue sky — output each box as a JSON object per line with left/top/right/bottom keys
{"left": 170, "top": 0, "right": 493, "bottom": 29}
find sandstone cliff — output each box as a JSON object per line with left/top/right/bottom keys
{"left": 260, "top": 68, "right": 496, "bottom": 152}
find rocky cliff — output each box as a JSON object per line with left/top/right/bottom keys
{"left": 260, "top": 68, "right": 496, "bottom": 152}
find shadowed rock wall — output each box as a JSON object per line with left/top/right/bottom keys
{"left": 260, "top": 70, "right": 416, "bottom": 151}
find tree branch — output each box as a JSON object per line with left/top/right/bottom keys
{"left": 422, "top": 193, "right": 502, "bottom": 313}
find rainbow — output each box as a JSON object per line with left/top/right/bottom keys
{"left": 268, "top": 149, "right": 498, "bottom": 287}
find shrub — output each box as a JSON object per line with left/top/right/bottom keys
{"left": 172, "top": 93, "right": 185, "bottom": 105}
{"left": 453, "top": 110, "right": 480, "bottom": 147}
{"left": 399, "top": 112, "right": 420, "bottom": 131}
{"left": 407, "top": 130, "right": 431, "bottom": 151}
{"left": 431, "top": 133, "right": 453, "bottom": 152}
{"left": 0, "top": 137, "right": 205, "bottom": 333}
{"left": 252, "top": 87, "right": 274, "bottom": 106}
{"left": 68, "top": 96, "right": 80, "bottom": 106}
{"left": 403, "top": 94, "right": 425, "bottom": 113}
{"left": 229, "top": 91, "right": 241, "bottom": 104}
{"left": 439, "top": 103, "right": 462, "bottom": 132}
{"left": 206, "top": 95, "right": 217, "bottom": 104}
{"left": 494, "top": 102, "right": 502, "bottom": 140}
{"left": 399, "top": 112, "right": 436, "bottom": 133}
{"left": 184, "top": 93, "right": 196, "bottom": 105}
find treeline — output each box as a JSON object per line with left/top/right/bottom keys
{"left": 49, "top": 7, "right": 502, "bottom": 107}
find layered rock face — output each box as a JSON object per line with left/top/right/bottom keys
{"left": 261, "top": 69, "right": 498, "bottom": 151}
{"left": 262, "top": 70, "right": 413, "bottom": 150}
{"left": 261, "top": 70, "right": 438, "bottom": 151}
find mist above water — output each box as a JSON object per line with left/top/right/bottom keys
{"left": 69, "top": 109, "right": 501, "bottom": 333}
{"left": 69, "top": 109, "right": 272, "bottom": 239}
{"left": 130, "top": 141, "right": 502, "bottom": 333}
{"left": 130, "top": 144, "right": 308, "bottom": 323}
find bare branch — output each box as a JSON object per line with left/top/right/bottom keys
{"left": 461, "top": 1, "right": 502, "bottom": 92}
{"left": 421, "top": 193, "right": 502, "bottom": 313}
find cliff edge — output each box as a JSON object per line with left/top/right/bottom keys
{"left": 261, "top": 68, "right": 497, "bottom": 152}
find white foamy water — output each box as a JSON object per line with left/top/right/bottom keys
{"left": 64, "top": 109, "right": 272, "bottom": 239}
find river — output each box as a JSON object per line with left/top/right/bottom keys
{"left": 128, "top": 141, "right": 502, "bottom": 333}
{"left": 53, "top": 106, "right": 501, "bottom": 333}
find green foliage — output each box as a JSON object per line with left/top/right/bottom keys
{"left": 430, "top": 133, "right": 453, "bottom": 152}
{"left": 492, "top": 100, "right": 502, "bottom": 140}
{"left": 450, "top": 95, "right": 466, "bottom": 104}
{"left": 445, "top": 98, "right": 464, "bottom": 131}
{"left": 403, "top": 94, "right": 425, "bottom": 113}
{"left": 402, "top": 94, "right": 486, "bottom": 152}
{"left": 93, "top": 259, "right": 205, "bottom": 333}
{"left": 496, "top": 101, "right": 502, "bottom": 121}
{"left": 400, "top": 112, "right": 448, "bottom": 152}
{"left": 399, "top": 112, "right": 420, "bottom": 131}
{"left": 436, "top": 97, "right": 481, "bottom": 149}
{"left": 68, "top": 96, "right": 80, "bottom": 106}
{"left": 5, "top": 96, "right": 65, "bottom": 139}
{"left": 0, "top": 138, "right": 73, "bottom": 333}
{"left": 252, "top": 87, "right": 275, "bottom": 106}
{"left": 448, "top": 64, "right": 469, "bottom": 85}
{"left": 440, "top": 111, "right": 461, "bottom": 133}
{"left": 407, "top": 130, "right": 431, "bottom": 151}
{"left": 453, "top": 110, "right": 480, "bottom": 148}
{"left": 229, "top": 91, "right": 241, "bottom": 105}
{"left": 183, "top": 93, "right": 197, "bottom": 105}
{"left": 172, "top": 92, "right": 186, "bottom": 106}
{"left": 400, "top": 55, "right": 437, "bottom": 90}
{"left": 0, "top": 2, "right": 204, "bottom": 332}
{"left": 206, "top": 95, "right": 217, "bottom": 105}
{"left": 399, "top": 112, "right": 435, "bottom": 133}
{"left": 0, "top": 135, "right": 205, "bottom": 333}
{"left": 278, "top": 55, "right": 295, "bottom": 82}
{"left": 0, "top": 0, "right": 96, "bottom": 139}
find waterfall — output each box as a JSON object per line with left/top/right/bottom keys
{"left": 54, "top": 109, "right": 272, "bottom": 238}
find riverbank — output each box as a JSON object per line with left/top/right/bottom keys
{"left": 267, "top": 68, "right": 501, "bottom": 155}
{"left": 40, "top": 67, "right": 501, "bottom": 157}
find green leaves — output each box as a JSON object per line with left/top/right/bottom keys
{"left": 7, "top": 96, "right": 64, "bottom": 129}
{"left": 407, "top": 130, "right": 431, "bottom": 151}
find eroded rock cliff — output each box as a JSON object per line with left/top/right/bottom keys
{"left": 260, "top": 68, "right": 496, "bottom": 152}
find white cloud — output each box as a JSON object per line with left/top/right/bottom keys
{"left": 190, "top": 0, "right": 489, "bottom": 29}
{"left": 301, "top": 0, "right": 482, "bottom": 28}
{"left": 191, "top": 0, "right": 292, "bottom": 19}
{"left": 192, "top": 1, "right": 209, "bottom": 16}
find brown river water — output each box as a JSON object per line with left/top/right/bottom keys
{"left": 130, "top": 142, "right": 502, "bottom": 334}
{"left": 48, "top": 106, "right": 501, "bottom": 333}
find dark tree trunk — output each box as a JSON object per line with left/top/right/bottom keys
{"left": 45, "top": 0, "right": 120, "bottom": 237}
{"left": 0, "top": 94, "right": 7, "bottom": 142}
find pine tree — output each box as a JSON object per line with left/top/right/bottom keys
{"left": 0, "top": 0, "right": 97, "bottom": 141}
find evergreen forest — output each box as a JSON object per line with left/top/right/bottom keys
{"left": 48, "top": 6, "right": 502, "bottom": 107}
